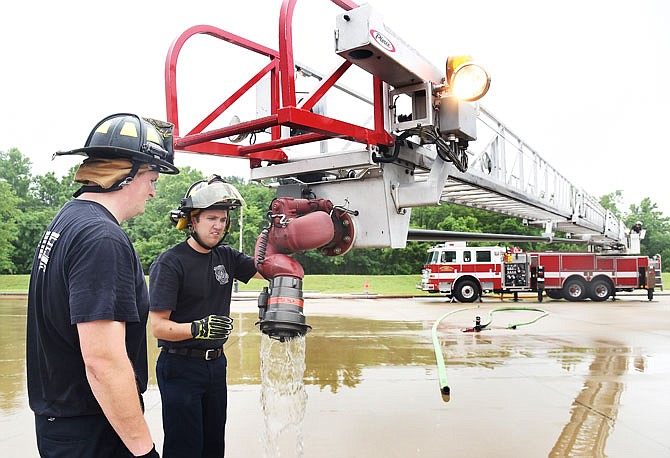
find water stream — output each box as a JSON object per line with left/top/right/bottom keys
{"left": 259, "top": 334, "right": 308, "bottom": 458}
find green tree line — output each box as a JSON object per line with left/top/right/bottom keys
{"left": 1, "top": 147, "right": 669, "bottom": 274}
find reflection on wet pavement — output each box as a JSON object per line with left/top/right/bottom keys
{"left": 219, "top": 313, "right": 434, "bottom": 392}
{"left": 0, "top": 297, "right": 29, "bottom": 414}
{"left": 550, "top": 344, "right": 628, "bottom": 457}
{"left": 3, "top": 295, "right": 670, "bottom": 457}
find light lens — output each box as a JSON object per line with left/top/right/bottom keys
{"left": 450, "top": 63, "right": 491, "bottom": 101}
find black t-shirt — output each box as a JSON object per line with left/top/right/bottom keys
{"left": 26, "top": 200, "right": 150, "bottom": 417}
{"left": 149, "top": 240, "right": 257, "bottom": 350}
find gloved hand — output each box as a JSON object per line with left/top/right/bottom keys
{"left": 191, "top": 315, "right": 233, "bottom": 340}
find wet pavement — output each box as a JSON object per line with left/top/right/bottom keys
{"left": 2, "top": 293, "right": 669, "bottom": 457}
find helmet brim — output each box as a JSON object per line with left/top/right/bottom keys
{"left": 56, "top": 146, "right": 179, "bottom": 175}
{"left": 206, "top": 203, "right": 242, "bottom": 211}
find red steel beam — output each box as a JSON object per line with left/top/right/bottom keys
{"left": 299, "top": 61, "right": 353, "bottom": 112}
{"left": 165, "top": 24, "right": 279, "bottom": 138}
{"left": 165, "top": 0, "right": 400, "bottom": 166}
{"left": 187, "top": 60, "right": 278, "bottom": 137}
{"left": 176, "top": 116, "right": 279, "bottom": 148}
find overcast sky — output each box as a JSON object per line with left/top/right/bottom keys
{"left": 2, "top": 0, "right": 668, "bottom": 216}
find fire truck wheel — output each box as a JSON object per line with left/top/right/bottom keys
{"left": 588, "top": 278, "right": 612, "bottom": 302}
{"left": 563, "top": 278, "right": 587, "bottom": 301}
{"left": 545, "top": 290, "right": 563, "bottom": 300}
{"left": 454, "top": 279, "right": 480, "bottom": 303}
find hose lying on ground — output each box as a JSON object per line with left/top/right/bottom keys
{"left": 431, "top": 306, "right": 549, "bottom": 402}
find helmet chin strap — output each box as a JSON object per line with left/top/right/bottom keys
{"left": 188, "top": 209, "right": 231, "bottom": 250}
{"left": 190, "top": 231, "right": 228, "bottom": 251}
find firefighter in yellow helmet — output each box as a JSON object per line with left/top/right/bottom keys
{"left": 148, "top": 175, "right": 263, "bottom": 457}
{"left": 27, "top": 113, "right": 178, "bottom": 458}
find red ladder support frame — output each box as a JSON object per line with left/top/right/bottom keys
{"left": 164, "top": 0, "right": 394, "bottom": 167}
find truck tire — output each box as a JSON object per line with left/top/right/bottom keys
{"left": 545, "top": 290, "right": 563, "bottom": 300}
{"left": 454, "top": 279, "right": 480, "bottom": 303}
{"left": 589, "top": 278, "right": 612, "bottom": 302}
{"left": 564, "top": 278, "right": 587, "bottom": 301}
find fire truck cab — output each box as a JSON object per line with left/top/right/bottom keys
{"left": 421, "top": 242, "right": 656, "bottom": 303}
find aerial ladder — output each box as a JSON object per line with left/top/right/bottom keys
{"left": 163, "top": 0, "right": 635, "bottom": 338}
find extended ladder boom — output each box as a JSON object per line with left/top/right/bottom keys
{"left": 164, "top": 0, "right": 631, "bottom": 252}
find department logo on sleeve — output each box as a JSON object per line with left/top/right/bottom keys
{"left": 37, "top": 230, "right": 60, "bottom": 272}
{"left": 213, "top": 265, "right": 230, "bottom": 285}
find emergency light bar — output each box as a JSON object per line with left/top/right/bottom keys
{"left": 335, "top": 4, "right": 443, "bottom": 88}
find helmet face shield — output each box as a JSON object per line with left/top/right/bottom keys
{"left": 185, "top": 181, "right": 244, "bottom": 210}
{"left": 171, "top": 175, "right": 244, "bottom": 230}
{"left": 56, "top": 113, "right": 179, "bottom": 175}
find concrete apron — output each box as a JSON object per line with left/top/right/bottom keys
{"left": 2, "top": 295, "right": 669, "bottom": 457}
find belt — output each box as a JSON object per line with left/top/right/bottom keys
{"left": 163, "top": 346, "right": 225, "bottom": 361}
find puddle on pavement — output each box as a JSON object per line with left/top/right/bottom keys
{"left": 3, "top": 297, "right": 670, "bottom": 457}
{"left": 212, "top": 313, "right": 435, "bottom": 391}
{"left": 0, "top": 297, "right": 30, "bottom": 414}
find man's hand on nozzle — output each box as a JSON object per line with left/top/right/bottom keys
{"left": 191, "top": 315, "right": 233, "bottom": 340}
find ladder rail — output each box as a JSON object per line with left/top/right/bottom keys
{"left": 456, "top": 105, "right": 627, "bottom": 245}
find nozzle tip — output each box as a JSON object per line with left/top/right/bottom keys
{"left": 440, "top": 385, "right": 450, "bottom": 402}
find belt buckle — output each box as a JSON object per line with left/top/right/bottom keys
{"left": 204, "top": 348, "right": 218, "bottom": 361}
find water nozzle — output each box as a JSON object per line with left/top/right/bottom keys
{"left": 256, "top": 276, "right": 311, "bottom": 341}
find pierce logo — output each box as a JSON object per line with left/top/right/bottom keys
{"left": 370, "top": 29, "right": 396, "bottom": 52}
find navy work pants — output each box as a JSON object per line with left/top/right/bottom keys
{"left": 157, "top": 350, "right": 228, "bottom": 458}
{"left": 35, "top": 413, "right": 133, "bottom": 458}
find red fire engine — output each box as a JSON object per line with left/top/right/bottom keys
{"left": 420, "top": 242, "right": 657, "bottom": 302}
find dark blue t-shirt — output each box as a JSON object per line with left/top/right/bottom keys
{"left": 26, "top": 200, "right": 150, "bottom": 417}
{"left": 149, "top": 240, "right": 256, "bottom": 350}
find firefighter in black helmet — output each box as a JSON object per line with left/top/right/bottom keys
{"left": 55, "top": 112, "right": 179, "bottom": 196}
{"left": 148, "top": 175, "right": 263, "bottom": 458}
{"left": 27, "top": 113, "right": 177, "bottom": 458}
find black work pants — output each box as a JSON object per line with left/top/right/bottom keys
{"left": 35, "top": 413, "right": 133, "bottom": 458}
{"left": 157, "top": 350, "right": 228, "bottom": 458}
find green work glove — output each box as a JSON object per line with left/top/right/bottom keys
{"left": 191, "top": 315, "right": 233, "bottom": 340}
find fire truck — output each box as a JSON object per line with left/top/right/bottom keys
{"left": 420, "top": 242, "right": 658, "bottom": 302}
